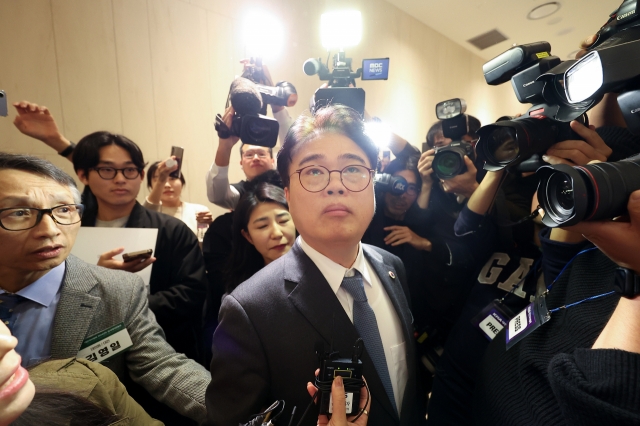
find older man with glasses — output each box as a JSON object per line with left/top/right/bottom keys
{"left": 0, "top": 152, "right": 210, "bottom": 423}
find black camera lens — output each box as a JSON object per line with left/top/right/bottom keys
{"left": 545, "top": 171, "right": 576, "bottom": 223}
{"left": 486, "top": 127, "right": 519, "bottom": 163}
{"left": 537, "top": 155, "right": 640, "bottom": 227}
{"left": 434, "top": 151, "right": 462, "bottom": 179}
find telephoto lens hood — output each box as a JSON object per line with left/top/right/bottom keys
{"left": 536, "top": 154, "right": 640, "bottom": 227}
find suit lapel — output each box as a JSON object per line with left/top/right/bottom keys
{"left": 50, "top": 256, "right": 102, "bottom": 359}
{"left": 285, "top": 242, "right": 400, "bottom": 421}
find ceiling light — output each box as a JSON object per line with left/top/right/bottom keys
{"left": 528, "top": 2, "right": 561, "bottom": 20}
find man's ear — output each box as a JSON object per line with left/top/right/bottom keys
{"left": 284, "top": 186, "right": 291, "bottom": 205}
{"left": 77, "top": 169, "right": 89, "bottom": 186}
{"left": 139, "top": 169, "right": 145, "bottom": 180}
{"left": 241, "top": 229, "right": 254, "bottom": 245}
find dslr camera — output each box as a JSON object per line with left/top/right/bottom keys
{"left": 527, "top": 0, "right": 640, "bottom": 226}
{"left": 476, "top": 42, "right": 590, "bottom": 172}
{"left": 431, "top": 98, "right": 476, "bottom": 180}
{"left": 303, "top": 52, "right": 389, "bottom": 116}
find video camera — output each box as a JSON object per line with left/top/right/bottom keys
{"left": 303, "top": 52, "right": 389, "bottom": 116}
{"left": 215, "top": 72, "right": 298, "bottom": 148}
{"left": 431, "top": 98, "right": 477, "bottom": 180}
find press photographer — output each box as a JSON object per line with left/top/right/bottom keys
{"left": 206, "top": 61, "right": 297, "bottom": 210}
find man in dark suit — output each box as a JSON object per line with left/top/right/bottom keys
{"left": 206, "top": 105, "right": 426, "bottom": 426}
{"left": 0, "top": 153, "right": 210, "bottom": 423}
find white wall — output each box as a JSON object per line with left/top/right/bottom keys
{"left": 0, "top": 0, "right": 523, "bottom": 218}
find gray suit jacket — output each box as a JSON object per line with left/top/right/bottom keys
{"left": 51, "top": 255, "right": 211, "bottom": 423}
{"left": 206, "top": 241, "right": 426, "bottom": 426}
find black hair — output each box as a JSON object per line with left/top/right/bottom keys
{"left": 384, "top": 155, "right": 421, "bottom": 188}
{"left": 14, "top": 390, "right": 119, "bottom": 426}
{"left": 426, "top": 114, "right": 482, "bottom": 147}
{"left": 277, "top": 104, "right": 379, "bottom": 187}
{"left": 146, "top": 161, "right": 186, "bottom": 190}
{"left": 244, "top": 169, "right": 284, "bottom": 191}
{"left": 72, "top": 131, "right": 146, "bottom": 173}
{"left": 225, "top": 183, "right": 289, "bottom": 293}
{"left": 0, "top": 153, "right": 81, "bottom": 203}
{"left": 239, "top": 144, "right": 273, "bottom": 158}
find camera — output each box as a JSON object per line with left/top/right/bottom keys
{"left": 304, "top": 52, "right": 390, "bottom": 116}
{"left": 374, "top": 173, "right": 411, "bottom": 195}
{"left": 536, "top": 153, "right": 640, "bottom": 227}
{"left": 241, "top": 57, "right": 299, "bottom": 110}
{"left": 431, "top": 99, "right": 477, "bottom": 179}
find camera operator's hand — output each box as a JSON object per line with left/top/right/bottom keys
{"left": 147, "top": 157, "right": 178, "bottom": 205}
{"left": 543, "top": 121, "right": 612, "bottom": 167}
{"left": 214, "top": 105, "right": 240, "bottom": 167}
{"left": 196, "top": 211, "right": 213, "bottom": 225}
{"left": 384, "top": 226, "right": 432, "bottom": 251}
{"left": 12, "top": 101, "right": 73, "bottom": 159}
{"left": 98, "top": 247, "right": 156, "bottom": 273}
{"left": 441, "top": 156, "right": 479, "bottom": 198}
{"left": 418, "top": 150, "right": 435, "bottom": 185}
{"left": 240, "top": 59, "right": 285, "bottom": 113}
{"left": 565, "top": 190, "right": 640, "bottom": 274}
{"left": 576, "top": 34, "right": 598, "bottom": 59}
{"left": 306, "top": 374, "right": 370, "bottom": 426}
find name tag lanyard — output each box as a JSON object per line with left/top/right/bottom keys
{"left": 472, "top": 257, "right": 542, "bottom": 342}
{"left": 506, "top": 246, "right": 616, "bottom": 350}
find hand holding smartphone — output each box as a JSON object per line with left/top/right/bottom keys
{"left": 169, "top": 146, "right": 184, "bottom": 179}
{"left": 122, "top": 249, "right": 153, "bottom": 263}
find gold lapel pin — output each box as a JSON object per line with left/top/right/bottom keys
{"left": 389, "top": 271, "right": 396, "bottom": 279}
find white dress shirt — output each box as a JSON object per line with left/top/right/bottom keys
{"left": 299, "top": 236, "right": 408, "bottom": 414}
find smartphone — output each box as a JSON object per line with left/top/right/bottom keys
{"left": 382, "top": 150, "right": 390, "bottom": 160}
{"left": 122, "top": 249, "right": 153, "bottom": 263}
{"left": 169, "top": 146, "right": 184, "bottom": 179}
{"left": 0, "top": 91, "right": 7, "bottom": 117}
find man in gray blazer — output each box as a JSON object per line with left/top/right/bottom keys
{"left": 206, "top": 105, "right": 427, "bottom": 426}
{"left": 0, "top": 153, "right": 210, "bottom": 423}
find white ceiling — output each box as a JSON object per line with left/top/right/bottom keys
{"left": 384, "top": 0, "right": 620, "bottom": 62}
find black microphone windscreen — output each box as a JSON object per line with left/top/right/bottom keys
{"left": 230, "top": 77, "right": 263, "bottom": 115}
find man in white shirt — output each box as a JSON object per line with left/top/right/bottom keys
{"left": 205, "top": 105, "right": 426, "bottom": 426}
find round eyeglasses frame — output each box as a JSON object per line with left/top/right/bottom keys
{"left": 290, "top": 164, "right": 375, "bottom": 193}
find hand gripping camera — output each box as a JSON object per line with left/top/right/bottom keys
{"left": 431, "top": 98, "right": 476, "bottom": 180}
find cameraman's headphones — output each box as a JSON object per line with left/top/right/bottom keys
{"left": 374, "top": 173, "right": 409, "bottom": 196}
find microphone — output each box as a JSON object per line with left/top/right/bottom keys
{"left": 229, "top": 77, "right": 263, "bottom": 115}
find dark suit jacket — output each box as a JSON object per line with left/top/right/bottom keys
{"left": 83, "top": 202, "right": 208, "bottom": 361}
{"left": 205, "top": 241, "right": 426, "bottom": 426}
{"left": 52, "top": 255, "right": 210, "bottom": 423}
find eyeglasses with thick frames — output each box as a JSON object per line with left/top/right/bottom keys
{"left": 291, "top": 165, "right": 375, "bottom": 193}
{"left": 0, "top": 204, "right": 85, "bottom": 231}
{"left": 91, "top": 167, "right": 142, "bottom": 180}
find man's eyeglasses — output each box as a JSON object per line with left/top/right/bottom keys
{"left": 242, "top": 151, "right": 269, "bottom": 160}
{"left": 291, "top": 165, "right": 375, "bottom": 193}
{"left": 91, "top": 167, "right": 142, "bottom": 180}
{"left": 0, "top": 204, "right": 85, "bottom": 231}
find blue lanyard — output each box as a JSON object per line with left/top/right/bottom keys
{"left": 546, "top": 246, "right": 616, "bottom": 314}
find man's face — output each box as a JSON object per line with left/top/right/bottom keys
{"left": 0, "top": 170, "right": 80, "bottom": 284}
{"left": 285, "top": 133, "right": 375, "bottom": 252}
{"left": 384, "top": 169, "right": 419, "bottom": 218}
{"left": 77, "top": 145, "right": 143, "bottom": 211}
{"left": 240, "top": 145, "right": 275, "bottom": 181}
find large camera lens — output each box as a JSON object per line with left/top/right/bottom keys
{"left": 537, "top": 155, "right": 640, "bottom": 227}
{"left": 486, "top": 127, "right": 519, "bottom": 163}
{"left": 433, "top": 151, "right": 463, "bottom": 179}
{"left": 545, "top": 171, "right": 576, "bottom": 223}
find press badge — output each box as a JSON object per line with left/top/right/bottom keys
{"left": 505, "top": 292, "right": 551, "bottom": 350}
{"left": 471, "top": 299, "right": 515, "bottom": 341}
{"left": 77, "top": 322, "right": 133, "bottom": 363}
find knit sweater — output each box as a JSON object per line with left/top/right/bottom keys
{"left": 472, "top": 244, "right": 640, "bottom": 425}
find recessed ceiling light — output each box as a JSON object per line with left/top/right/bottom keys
{"left": 557, "top": 27, "right": 574, "bottom": 36}
{"left": 528, "top": 2, "right": 561, "bottom": 20}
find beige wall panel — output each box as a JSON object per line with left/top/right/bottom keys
{"left": 147, "top": 0, "right": 214, "bottom": 175}
{"left": 0, "top": 0, "right": 63, "bottom": 156}
{"left": 112, "top": 0, "right": 159, "bottom": 161}
{"left": 51, "top": 0, "right": 123, "bottom": 139}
